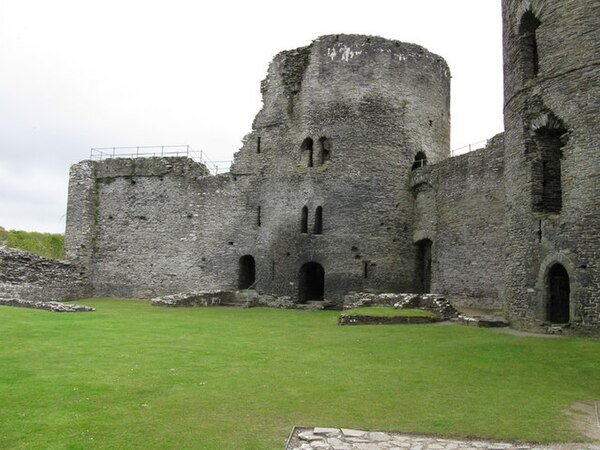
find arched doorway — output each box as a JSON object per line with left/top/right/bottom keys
{"left": 299, "top": 262, "right": 324, "bottom": 303}
{"left": 547, "top": 264, "right": 570, "bottom": 323}
{"left": 415, "top": 239, "right": 432, "bottom": 293}
{"left": 238, "top": 255, "right": 256, "bottom": 289}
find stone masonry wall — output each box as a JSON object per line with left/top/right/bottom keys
{"left": 0, "top": 246, "right": 88, "bottom": 302}
{"left": 230, "top": 35, "right": 451, "bottom": 304}
{"left": 412, "top": 134, "right": 506, "bottom": 307}
{"left": 60, "top": 18, "right": 598, "bottom": 334}
{"left": 65, "top": 157, "right": 258, "bottom": 298}
{"left": 67, "top": 35, "right": 451, "bottom": 305}
{"left": 502, "top": 0, "right": 600, "bottom": 332}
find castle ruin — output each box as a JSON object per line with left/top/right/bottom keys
{"left": 47, "top": 0, "right": 600, "bottom": 334}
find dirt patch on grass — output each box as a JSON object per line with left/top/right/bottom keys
{"left": 494, "top": 327, "right": 562, "bottom": 338}
{"left": 565, "top": 401, "right": 600, "bottom": 441}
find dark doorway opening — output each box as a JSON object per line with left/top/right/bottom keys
{"left": 547, "top": 264, "right": 570, "bottom": 323}
{"left": 299, "top": 262, "right": 325, "bottom": 303}
{"left": 238, "top": 255, "right": 256, "bottom": 289}
{"left": 415, "top": 239, "right": 432, "bottom": 293}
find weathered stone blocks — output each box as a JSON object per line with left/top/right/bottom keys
{"left": 343, "top": 292, "right": 459, "bottom": 320}
{"left": 0, "top": 246, "right": 88, "bottom": 303}
{"left": 0, "top": 298, "right": 94, "bottom": 312}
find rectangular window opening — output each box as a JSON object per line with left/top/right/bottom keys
{"left": 301, "top": 207, "right": 308, "bottom": 234}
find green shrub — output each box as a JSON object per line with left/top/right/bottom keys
{"left": 0, "top": 226, "right": 65, "bottom": 259}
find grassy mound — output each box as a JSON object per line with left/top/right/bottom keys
{"left": 1, "top": 299, "right": 599, "bottom": 449}
{"left": 0, "top": 226, "right": 64, "bottom": 259}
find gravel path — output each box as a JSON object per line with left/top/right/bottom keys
{"left": 286, "top": 427, "right": 600, "bottom": 450}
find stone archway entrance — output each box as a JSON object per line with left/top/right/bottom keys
{"left": 238, "top": 255, "right": 256, "bottom": 289}
{"left": 299, "top": 262, "right": 324, "bottom": 303}
{"left": 547, "top": 263, "right": 570, "bottom": 323}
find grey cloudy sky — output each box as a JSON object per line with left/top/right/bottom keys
{"left": 0, "top": 0, "right": 503, "bottom": 233}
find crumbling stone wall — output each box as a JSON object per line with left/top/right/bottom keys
{"left": 0, "top": 246, "right": 88, "bottom": 302}
{"left": 412, "top": 135, "right": 506, "bottom": 307}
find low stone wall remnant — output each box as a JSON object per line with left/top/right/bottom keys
{"left": 0, "top": 246, "right": 89, "bottom": 302}
{"left": 338, "top": 314, "right": 439, "bottom": 326}
{"left": 343, "top": 292, "right": 459, "bottom": 320}
{"left": 152, "top": 290, "right": 302, "bottom": 309}
{"left": 151, "top": 291, "right": 232, "bottom": 307}
{"left": 0, "top": 298, "right": 95, "bottom": 312}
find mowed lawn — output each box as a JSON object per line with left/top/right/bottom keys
{"left": 1, "top": 300, "right": 599, "bottom": 449}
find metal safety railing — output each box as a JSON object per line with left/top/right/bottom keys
{"left": 89, "top": 145, "right": 231, "bottom": 175}
{"left": 451, "top": 139, "right": 489, "bottom": 157}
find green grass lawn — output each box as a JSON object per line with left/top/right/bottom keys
{"left": 343, "top": 306, "right": 438, "bottom": 318}
{"left": 1, "top": 299, "right": 599, "bottom": 449}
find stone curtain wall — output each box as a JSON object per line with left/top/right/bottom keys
{"left": 66, "top": 157, "right": 258, "bottom": 298}
{"left": 0, "top": 246, "right": 88, "bottom": 302}
{"left": 412, "top": 134, "right": 506, "bottom": 307}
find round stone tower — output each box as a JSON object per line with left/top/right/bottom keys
{"left": 232, "top": 34, "right": 450, "bottom": 305}
{"left": 502, "top": 0, "right": 600, "bottom": 330}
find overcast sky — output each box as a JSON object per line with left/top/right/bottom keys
{"left": 0, "top": 0, "right": 503, "bottom": 233}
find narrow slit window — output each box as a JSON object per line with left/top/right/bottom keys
{"left": 363, "top": 261, "right": 369, "bottom": 279}
{"left": 301, "top": 206, "right": 308, "bottom": 233}
{"left": 257, "top": 137, "right": 261, "bottom": 154}
{"left": 534, "top": 128, "right": 565, "bottom": 213}
{"left": 519, "top": 10, "right": 541, "bottom": 80}
{"left": 531, "top": 113, "right": 567, "bottom": 214}
{"left": 319, "top": 137, "right": 331, "bottom": 165}
{"left": 314, "top": 206, "right": 323, "bottom": 235}
{"left": 301, "top": 138, "right": 313, "bottom": 167}
{"left": 257, "top": 206, "right": 262, "bottom": 227}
